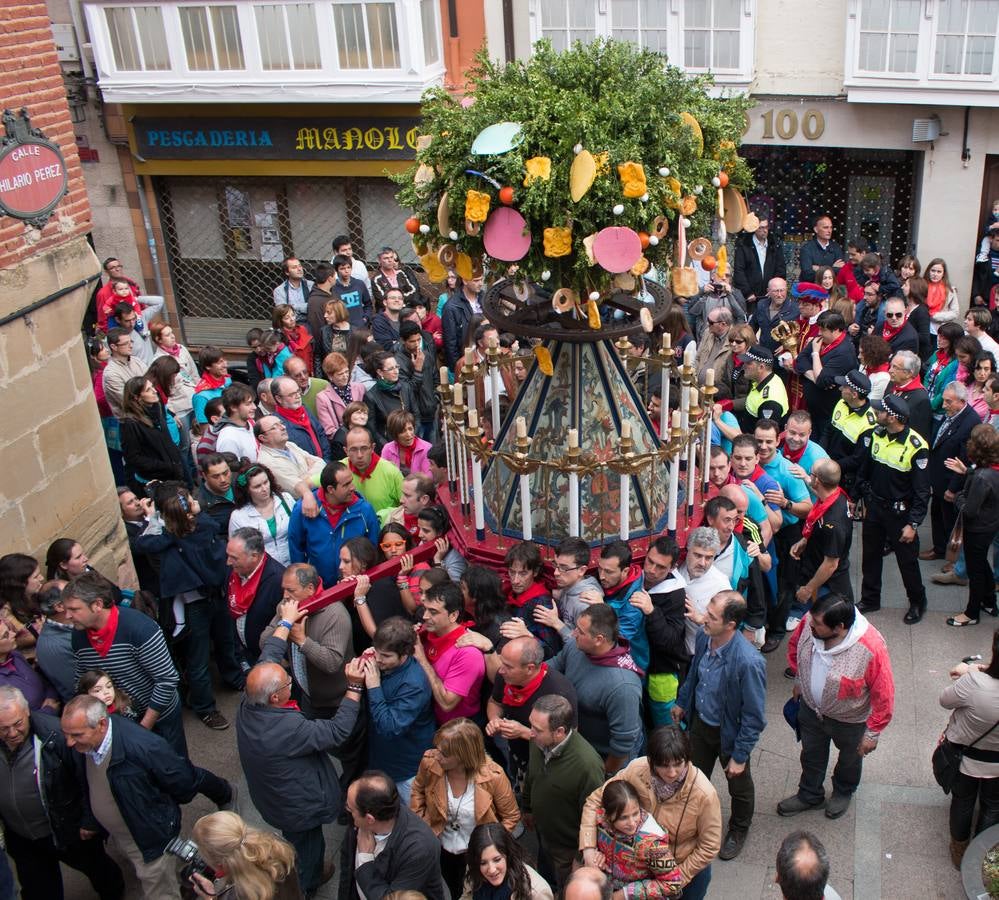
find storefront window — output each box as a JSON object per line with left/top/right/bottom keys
{"left": 255, "top": 4, "right": 322, "bottom": 70}
{"left": 934, "top": 0, "right": 999, "bottom": 75}
{"left": 683, "top": 0, "right": 740, "bottom": 70}
{"left": 332, "top": 2, "right": 401, "bottom": 69}
{"left": 104, "top": 6, "right": 170, "bottom": 71}
{"left": 179, "top": 6, "right": 245, "bottom": 71}
{"left": 857, "top": 0, "right": 920, "bottom": 73}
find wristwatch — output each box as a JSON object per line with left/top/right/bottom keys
{"left": 355, "top": 595, "right": 368, "bottom": 606}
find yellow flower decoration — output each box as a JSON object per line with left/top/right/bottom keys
{"left": 617, "top": 162, "right": 647, "bottom": 198}
{"left": 543, "top": 226, "right": 572, "bottom": 258}
{"left": 464, "top": 190, "right": 491, "bottom": 223}
{"left": 594, "top": 152, "right": 610, "bottom": 176}
{"left": 523, "top": 156, "right": 552, "bottom": 186}
{"left": 717, "top": 246, "right": 728, "bottom": 279}
{"left": 664, "top": 176, "right": 682, "bottom": 209}
{"left": 680, "top": 195, "right": 698, "bottom": 216}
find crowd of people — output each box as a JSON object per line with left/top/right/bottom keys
{"left": 2, "top": 214, "right": 999, "bottom": 900}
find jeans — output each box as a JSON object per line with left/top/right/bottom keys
{"left": 682, "top": 864, "right": 712, "bottom": 900}
{"left": 797, "top": 702, "right": 867, "bottom": 803}
{"left": 4, "top": 829, "right": 123, "bottom": 900}
{"left": 180, "top": 595, "right": 243, "bottom": 715}
{"left": 282, "top": 824, "right": 325, "bottom": 894}
{"left": 689, "top": 716, "right": 755, "bottom": 832}
{"left": 152, "top": 702, "right": 188, "bottom": 758}
{"left": 950, "top": 769, "right": 999, "bottom": 841}
{"left": 964, "top": 528, "right": 998, "bottom": 620}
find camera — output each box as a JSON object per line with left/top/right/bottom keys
{"left": 165, "top": 837, "right": 217, "bottom": 884}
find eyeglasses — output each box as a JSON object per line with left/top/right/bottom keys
{"left": 884, "top": 312, "right": 905, "bottom": 319}
{"left": 279, "top": 389, "right": 303, "bottom": 399}
{"left": 380, "top": 540, "right": 407, "bottom": 551}
{"left": 553, "top": 563, "right": 584, "bottom": 573}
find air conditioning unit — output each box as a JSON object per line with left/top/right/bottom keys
{"left": 912, "top": 116, "right": 941, "bottom": 142}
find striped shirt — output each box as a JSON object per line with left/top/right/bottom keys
{"left": 72, "top": 606, "right": 179, "bottom": 717}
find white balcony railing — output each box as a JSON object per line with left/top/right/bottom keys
{"left": 844, "top": 0, "right": 999, "bottom": 105}
{"left": 83, "top": 0, "right": 446, "bottom": 104}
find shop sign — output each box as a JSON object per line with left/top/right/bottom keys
{"left": 134, "top": 116, "right": 422, "bottom": 161}
{"left": 0, "top": 108, "right": 69, "bottom": 229}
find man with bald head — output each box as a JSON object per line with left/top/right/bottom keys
{"left": 776, "top": 831, "right": 841, "bottom": 899}
{"left": 565, "top": 866, "right": 612, "bottom": 900}
{"left": 237, "top": 652, "right": 365, "bottom": 897}
{"left": 787, "top": 459, "right": 853, "bottom": 633}
{"left": 344, "top": 425, "right": 403, "bottom": 515}
{"left": 255, "top": 414, "right": 324, "bottom": 518}
{"left": 284, "top": 354, "right": 329, "bottom": 418}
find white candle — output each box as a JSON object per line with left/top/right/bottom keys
{"left": 662, "top": 332, "right": 671, "bottom": 352}
{"left": 679, "top": 381, "right": 690, "bottom": 460}
{"left": 684, "top": 341, "right": 696, "bottom": 366}
{"left": 705, "top": 367, "right": 715, "bottom": 387}
{"left": 667, "top": 412, "right": 680, "bottom": 533}
{"left": 659, "top": 365, "right": 668, "bottom": 439}
{"left": 569, "top": 471, "right": 579, "bottom": 537}
{"left": 516, "top": 416, "right": 527, "bottom": 439}
{"left": 489, "top": 354, "right": 501, "bottom": 437}
{"left": 686, "top": 436, "right": 696, "bottom": 519}
{"left": 453, "top": 382, "right": 463, "bottom": 407}
{"left": 468, "top": 409, "right": 478, "bottom": 429}
{"left": 469, "top": 421, "right": 485, "bottom": 536}
{"left": 442, "top": 404, "right": 455, "bottom": 485}
{"left": 620, "top": 473, "right": 630, "bottom": 540}
{"left": 689, "top": 387, "right": 699, "bottom": 409}
{"left": 520, "top": 473, "right": 533, "bottom": 541}
{"left": 439, "top": 365, "right": 448, "bottom": 385}
{"left": 703, "top": 407, "right": 712, "bottom": 494}
{"left": 568, "top": 428, "right": 579, "bottom": 449}
{"left": 622, "top": 420, "right": 632, "bottom": 439}
{"left": 464, "top": 346, "right": 475, "bottom": 368}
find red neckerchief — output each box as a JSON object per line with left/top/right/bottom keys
{"left": 802, "top": 487, "right": 844, "bottom": 539}
{"left": 227, "top": 555, "right": 268, "bottom": 618}
{"left": 892, "top": 376, "right": 925, "bottom": 394}
{"left": 991, "top": 465, "right": 999, "bottom": 472}
{"left": 399, "top": 442, "right": 415, "bottom": 470}
{"left": 195, "top": 372, "right": 228, "bottom": 393}
{"left": 154, "top": 384, "right": 169, "bottom": 405}
{"left": 275, "top": 404, "right": 322, "bottom": 456}
{"left": 403, "top": 512, "right": 420, "bottom": 539}
{"left": 587, "top": 639, "right": 645, "bottom": 678}
{"left": 930, "top": 350, "right": 950, "bottom": 376}
{"left": 321, "top": 491, "right": 358, "bottom": 528}
{"left": 502, "top": 663, "right": 549, "bottom": 707}
{"left": 161, "top": 343, "right": 181, "bottom": 358}
{"left": 927, "top": 282, "right": 947, "bottom": 316}
{"left": 750, "top": 464, "right": 767, "bottom": 482}
{"left": 882, "top": 319, "right": 905, "bottom": 342}
{"left": 281, "top": 699, "right": 301, "bottom": 711}
{"left": 867, "top": 362, "right": 890, "bottom": 375}
{"left": 87, "top": 605, "right": 120, "bottom": 658}
{"left": 283, "top": 325, "right": 313, "bottom": 352}
{"left": 349, "top": 452, "right": 381, "bottom": 481}
{"left": 506, "top": 580, "right": 549, "bottom": 609}
{"left": 420, "top": 624, "right": 468, "bottom": 663}
{"left": 819, "top": 332, "right": 846, "bottom": 356}
{"left": 781, "top": 440, "right": 806, "bottom": 465}
{"left": 603, "top": 564, "right": 642, "bottom": 600}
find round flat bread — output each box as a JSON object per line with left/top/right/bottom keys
{"left": 482, "top": 207, "right": 532, "bottom": 262}
{"left": 592, "top": 226, "right": 642, "bottom": 273}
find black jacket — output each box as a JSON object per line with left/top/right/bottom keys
{"left": 238, "top": 554, "right": 287, "bottom": 663}
{"left": 957, "top": 466, "right": 999, "bottom": 534}
{"left": 81, "top": 714, "right": 200, "bottom": 862}
{"left": 339, "top": 804, "right": 445, "bottom": 900}
{"left": 395, "top": 337, "right": 439, "bottom": 424}
{"left": 365, "top": 380, "right": 420, "bottom": 449}
{"left": 124, "top": 518, "right": 160, "bottom": 595}
{"left": 929, "top": 404, "right": 980, "bottom": 494}
{"left": 886, "top": 322, "right": 920, "bottom": 356}
{"left": 793, "top": 336, "right": 858, "bottom": 428}
{"left": 441, "top": 292, "right": 475, "bottom": 370}
{"left": 642, "top": 577, "right": 689, "bottom": 678}
{"left": 733, "top": 232, "right": 787, "bottom": 301}
{"left": 888, "top": 386, "right": 933, "bottom": 443}
{"left": 134, "top": 512, "right": 227, "bottom": 598}
{"left": 120, "top": 403, "right": 184, "bottom": 491}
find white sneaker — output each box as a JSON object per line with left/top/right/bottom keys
{"left": 785, "top": 616, "right": 801, "bottom": 632}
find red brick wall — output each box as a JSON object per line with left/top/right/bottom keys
{"left": 0, "top": 2, "right": 91, "bottom": 270}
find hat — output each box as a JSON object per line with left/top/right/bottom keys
{"left": 834, "top": 370, "right": 871, "bottom": 395}
{"left": 872, "top": 393, "right": 910, "bottom": 421}
{"left": 739, "top": 344, "right": 775, "bottom": 366}
{"left": 793, "top": 282, "right": 828, "bottom": 303}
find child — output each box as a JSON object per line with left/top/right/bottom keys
{"left": 78, "top": 669, "right": 134, "bottom": 717}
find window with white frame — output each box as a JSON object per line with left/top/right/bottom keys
{"left": 255, "top": 3, "right": 321, "bottom": 70}
{"left": 683, "top": 0, "right": 741, "bottom": 70}
{"left": 856, "top": 0, "right": 920, "bottom": 73}
{"left": 179, "top": 5, "right": 245, "bottom": 71}
{"left": 611, "top": 0, "right": 669, "bottom": 55}
{"left": 934, "top": 0, "right": 999, "bottom": 75}
{"left": 419, "top": 0, "right": 441, "bottom": 66}
{"left": 332, "top": 2, "right": 401, "bottom": 69}
{"left": 104, "top": 6, "right": 170, "bottom": 71}
{"left": 538, "top": 0, "right": 597, "bottom": 51}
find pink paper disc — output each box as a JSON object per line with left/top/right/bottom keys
{"left": 592, "top": 227, "right": 643, "bottom": 273}
{"left": 482, "top": 207, "right": 532, "bottom": 262}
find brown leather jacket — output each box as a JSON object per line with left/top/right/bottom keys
{"left": 578, "top": 758, "right": 721, "bottom": 885}
{"left": 410, "top": 754, "right": 521, "bottom": 837}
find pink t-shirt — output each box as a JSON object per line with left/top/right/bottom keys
{"left": 431, "top": 644, "right": 485, "bottom": 723}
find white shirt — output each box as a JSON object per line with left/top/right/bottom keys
{"left": 753, "top": 235, "right": 767, "bottom": 274}
{"left": 978, "top": 332, "right": 999, "bottom": 360}
{"left": 680, "top": 564, "right": 732, "bottom": 654}
{"left": 215, "top": 422, "right": 258, "bottom": 462}
{"left": 440, "top": 780, "right": 476, "bottom": 853}
{"left": 89, "top": 719, "right": 113, "bottom": 766}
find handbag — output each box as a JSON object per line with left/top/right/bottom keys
{"left": 932, "top": 717, "right": 999, "bottom": 794}
{"left": 945, "top": 513, "right": 964, "bottom": 565}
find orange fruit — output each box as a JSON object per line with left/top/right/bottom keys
{"left": 638, "top": 231, "right": 650, "bottom": 249}
{"left": 717, "top": 171, "right": 729, "bottom": 188}
{"left": 701, "top": 254, "right": 717, "bottom": 271}
{"left": 499, "top": 186, "right": 515, "bottom": 205}
{"left": 404, "top": 217, "right": 421, "bottom": 234}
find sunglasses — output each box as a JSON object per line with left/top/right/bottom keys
{"left": 379, "top": 540, "right": 407, "bottom": 551}
{"left": 885, "top": 312, "right": 905, "bottom": 319}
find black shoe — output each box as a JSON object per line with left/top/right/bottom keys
{"left": 784, "top": 666, "right": 795, "bottom": 679}
{"left": 984, "top": 606, "right": 999, "bottom": 618}
{"left": 857, "top": 600, "right": 881, "bottom": 614}
{"left": 903, "top": 605, "right": 925, "bottom": 624}
{"left": 761, "top": 637, "right": 783, "bottom": 654}
{"left": 718, "top": 829, "right": 748, "bottom": 860}
{"left": 825, "top": 793, "right": 852, "bottom": 819}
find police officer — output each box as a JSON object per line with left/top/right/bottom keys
{"left": 737, "top": 345, "right": 789, "bottom": 433}
{"left": 856, "top": 394, "right": 930, "bottom": 624}
{"left": 827, "top": 370, "right": 878, "bottom": 498}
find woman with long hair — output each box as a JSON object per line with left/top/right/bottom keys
{"left": 437, "top": 270, "right": 459, "bottom": 317}
{"left": 119, "top": 376, "right": 186, "bottom": 492}
{"left": 903, "top": 276, "right": 933, "bottom": 360}
{"left": 149, "top": 321, "right": 199, "bottom": 381}
{"left": 411, "top": 718, "right": 520, "bottom": 900}
{"left": 418, "top": 505, "right": 468, "bottom": 583}
{"left": 968, "top": 352, "right": 995, "bottom": 421}
{"left": 148, "top": 354, "right": 196, "bottom": 428}
{"left": 272, "top": 303, "right": 314, "bottom": 374}
{"left": 339, "top": 534, "right": 408, "bottom": 651}
{"left": 316, "top": 351, "right": 366, "bottom": 438}
{"left": 897, "top": 254, "right": 922, "bottom": 285}
{"left": 381, "top": 409, "right": 432, "bottom": 477}
{"left": 190, "top": 811, "right": 302, "bottom": 900}
{"left": 78, "top": 668, "right": 134, "bottom": 717}
{"left": 258, "top": 330, "right": 293, "bottom": 380}
{"left": 346, "top": 327, "right": 374, "bottom": 376}
{"left": 461, "top": 822, "right": 553, "bottom": 899}
{"left": 923, "top": 257, "right": 961, "bottom": 330}
{"left": 955, "top": 335, "right": 984, "bottom": 389}
{"left": 0, "top": 554, "right": 44, "bottom": 648}
{"left": 460, "top": 566, "right": 511, "bottom": 653}
{"left": 661, "top": 306, "right": 694, "bottom": 363}
{"left": 229, "top": 462, "right": 294, "bottom": 566}
{"left": 939, "top": 629, "right": 999, "bottom": 868}
{"left": 330, "top": 400, "right": 378, "bottom": 461}
{"left": 858, "top": 334, "right": 892, "bottom": 403}
{"left": 595, "top": 780, "right": 684, "bottom": 898}
{"left": 927, "top": 321, "right": 966, "bottom": 415}
{"left": 44, "top": 539, "right": 91, "bottom": 581}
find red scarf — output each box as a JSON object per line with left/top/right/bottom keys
{"left": 506, "top": 581, "right": 549, "bottom": 609}
{"left": 161, "top": 342, "right": 181, "bottom": 358}
{"left": 321, "top": 491, "right": 358, "bottom": 529}
{"left": 195, "top": 372, "right": 228, "bottom": 393}
{"left": 892, "top": 376, "right": 925, "bottom": 394}
{"left": 86, "top": 605, "right": 120, "bottom": 658}
{"left": 750, "top": 464, "right": 767, "bottom": 482}
{"left": 399, "top": 442, "right": 415, "bottom": 471}
{"left": 349, "top": 452, "right": 381, "bottom": 481}
{"left": 281, "top": 699, "right": 302, "bottom": 711}
{"left": 927, "top": 282, "right": 947, "bottom": 316}
{"left": 403, "top": 512, "right": 420, "bottom": 539}
{"left": 587, "top": 639, "right": 645, "bottom": 678}
{"left": 603, "top": 564, "right": 642, "bottom": 600}
{"left": 882, "top": 319, "right": 906, "bottom": 343}
{"left": 420, "top": 623, "right": 468, "bottom": 663}
{"left": 227, "top": 556, "right": 268, "bottom": 618}
{"left": 781, "top": 440, "right": 806, "bottom": 465}
{"left": 283, "top": 325, "right": 312, "bottom": 351}
{"left": 502, "top": 663, "right": 549, "bottom": 707}
{"left": 801, "top": 487, "right": 844, "bottom": 539}
{"left": 155, "top": 384, "right": 169, "bottom": 405}
{"left": 866, "top": 362, "right": 890, "bottom": 375}
{"left": 930, "top": 350, "right": 950, "bottom": 377}
{"left": 819, "top": 332, "right": 846, "bottom": 356}
{"left": 275, "top": 404, "right": 322, "bottom": 456}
